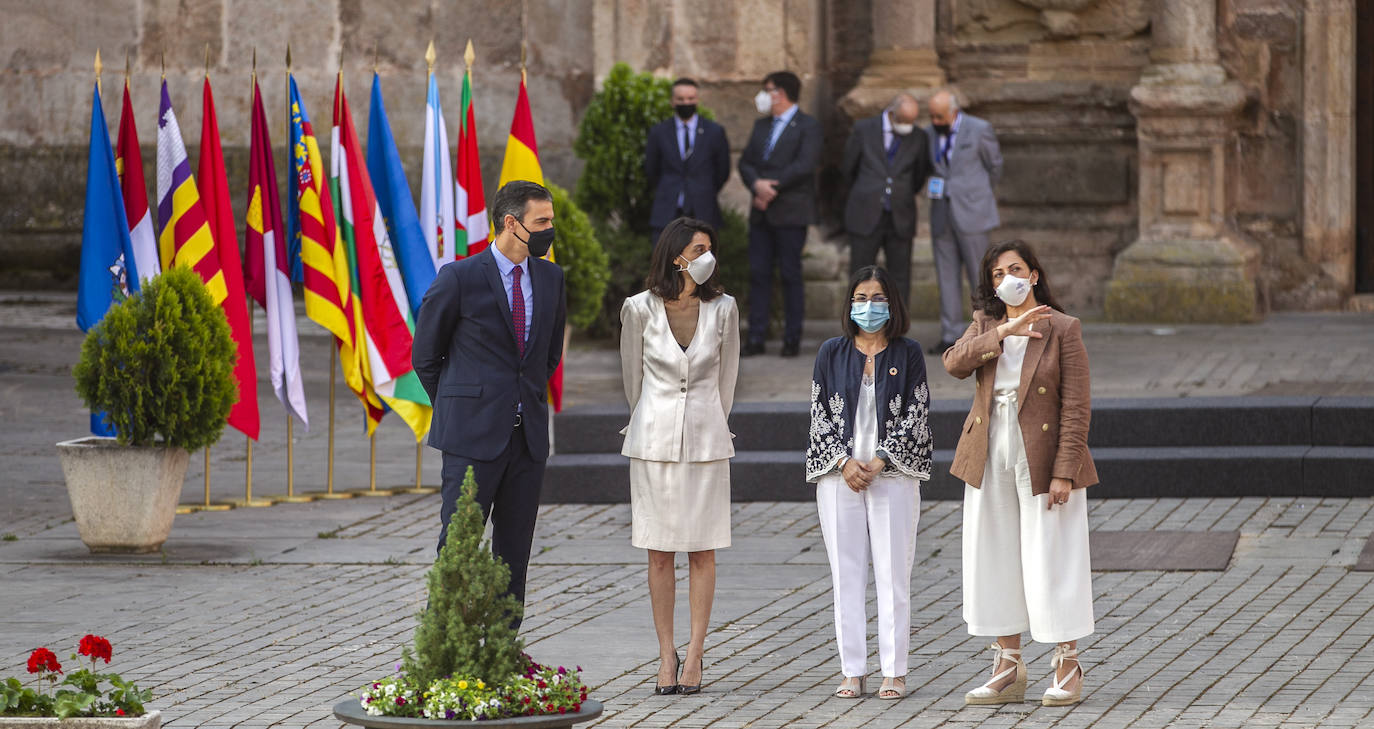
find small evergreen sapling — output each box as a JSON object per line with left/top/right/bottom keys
{"left": 403, "top": 466, "right": 523, "bottom": 687}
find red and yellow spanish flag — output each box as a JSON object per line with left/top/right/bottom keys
{"left": 496, "top": 71, "right": 564, "bottom": 412}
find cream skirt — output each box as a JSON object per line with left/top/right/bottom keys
{"left": 629, "top": 458, "right": 731, "bottom": 552}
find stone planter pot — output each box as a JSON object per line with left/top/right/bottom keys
{"left": 333, "top": 699, "right": 602, "bottom": 729}
{"left": 56, "top": 437, "right": 189, "bottom": 554}
{"left": 0, "top": 710, "right": 160, "bottom": 728}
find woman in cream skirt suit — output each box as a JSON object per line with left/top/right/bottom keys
{"left": 620, "top": 217, "right": 740, "bottom": 696}
{"left": 943, "top": 239, "right": 1097, "bottom": 707}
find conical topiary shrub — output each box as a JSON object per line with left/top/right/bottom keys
{"left": 402, "top": 466, "right": 524, "bottom": 688}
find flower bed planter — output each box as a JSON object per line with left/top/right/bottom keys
{"left": 0, "top": 710, "right": 160, "bottom": 728}
{"left": 333, "top": 699, "right": 601, "bottom": 729}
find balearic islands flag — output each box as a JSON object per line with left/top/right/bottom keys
{"left": 496, "top": 72, "right": 563, "bottom": 412}
{"left": 454, "top": 57, "right": 487, "bottom": 257}
{"left": 287, "top": 73, "right": 368, "bottom": 409}
{"left": 245, "top": 77, "right": 307, "bottom": 427}
{"left": 77, "top": 81, "right": 140, "bottom": 437}
{"left": 198, "top": 76, "right": 260, "bottom": 440}
{"left": 115, "top": 80, "right": 159, "bottom": 283}
{"left": 155, "top": 79, "right": 228, "bottom": 305}
{"left": 420, "top": 70, "right": 456, "bottom": 273}
{"left": 332, "top": 75, "right": 431, "bottom": 440}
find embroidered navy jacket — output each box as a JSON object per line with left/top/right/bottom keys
{"left": 806, "top": 336, "right": 933, "bottom": 483}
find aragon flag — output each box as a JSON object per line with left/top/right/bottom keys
{"left": 287, "top": 73, "right": 367, "bottom": 409}
{"left": 331, "top": 75, "right": 432, "bottom": 440}
{"left": 115, "top": 80, "right": 158, "bottom": 283}
{"left": 77, "top": 81, "right": 140, "bottom": 437}
{"left": 155, "top": 80, "right": 228, "bottom": 306}
{"left": 198, "top": 76, "right": 260, "bottom": 440}
{"left": 454, "top": 55, "right": 487, "bottom": 258}
{"left": 245, "top": 76, "right": 306, "bottom": 427}
{"left": 496, "top": 71, "right": 563, "bottom": 412}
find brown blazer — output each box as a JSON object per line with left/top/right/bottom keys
{"left": 942, "top": 308, "right": 1098, "bottom": 496}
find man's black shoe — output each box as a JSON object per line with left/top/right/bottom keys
{"left": 743, "top": 341, "right": 766, "bottom": 357}
{"left": 927, "top": 340, "right": 955, "bottom": 355}
{"left": 780, "top": 341, "right": 801, "bottom": 358}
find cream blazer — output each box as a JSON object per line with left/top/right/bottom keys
{"left": 620, "top": 290, "right": 740, "bottom": 462}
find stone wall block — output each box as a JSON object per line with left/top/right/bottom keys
{"left": 224, "top": 0, "right": 335, "bottom": 75}
{"left": 1, "top": 0, "right": 141, "bottom": 72}
{"left": 141, "top": 0, "right": 225, "bottom": 70}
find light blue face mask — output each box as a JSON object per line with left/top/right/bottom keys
{"left": 850, "top": 301, "right": 890, "bottom": 333}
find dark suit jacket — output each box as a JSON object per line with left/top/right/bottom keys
{"left": 412, "top": 246, "right": 567, "bottom": 461}
{"left": 645, "top": 116, "right": 730, "bottom": 229}
{"left": 841, "top": 114, "right": 932, "bottom": 239}
{"left": 737, "top": 109, "right": 822, "bottom": 228}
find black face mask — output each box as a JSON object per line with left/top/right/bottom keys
{"left": 516, "top": 220, "right": 556, "bottom": 258}
{"left": 932, "top": 123, "right": 951, "bottom": 136}
{"left": 674, "top": 104, "right": 697, "bottom": 120}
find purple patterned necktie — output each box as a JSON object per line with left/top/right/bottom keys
{"left": 511, "top": 265, "right": 526, "bottom": 358}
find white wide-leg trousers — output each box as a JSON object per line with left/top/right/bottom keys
{"left": 963, "top": 397, "right": 1094, "bottom": 644}
{"left": 817, "top": 474, "right": 921, "bottom": 678}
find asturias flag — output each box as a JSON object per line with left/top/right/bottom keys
{"left": 245, "top": 77, "right": 307, "bottom": 427}
{"left": 155, "top": 80, "right": 228, "bottom": 306}
{"left": 332, "top": 75, "right": 432, "bottom": 440}
{"left": 454, "top": 60, "right": 487, "bottom": 257}
{"left": 115, "top": 80, "right": 159, "bottom": 283}
{"left": 496, "top": 72, "right": 563, "bottom": 412}
{"left": 77, "top": 82, "right": 140, "bottom": 437}
{"left": 199, "top": 76, "right": 260, "bottom": 440}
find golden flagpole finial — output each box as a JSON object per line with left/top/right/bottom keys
{"left": 160, "top": 50, "right": 165, "bottom": 81}
{"left": 123, "top": 49, "right": 130, "bottom": 88}
{"left": 251, "top": 46, "right": 257, "bottom": 80}
{"left": 94, "top": 48, "right": 103, "bottom": 95}
{"left": 204, "top": 43, "right": 211, "bottom": 80}
{"left": 464, "top": 39, "right": 474, "bottom": 71}
{"left": 285, "top": 43, "right": 292, "bottom": 74}
{"left": 425, "top": 39, "right": 435, "bottom": 76}
{"left": 373, "top": 40, "right": 380, "bottom": 75}
{"left": 520, "top": 41, "right": 526, "bottom": 84}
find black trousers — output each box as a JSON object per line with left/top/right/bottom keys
{"left": 438, "top": 426, "right": 546, "bottom": 631}
{"left": 849, "top": 210, "right": 913, "bottom": 306}
{"left": 747, "top": 220, "right": 807, "bottom": 346}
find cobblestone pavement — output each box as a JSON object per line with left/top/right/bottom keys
{"left": 3, "top": 494, "right": 1372, "bottom": 728}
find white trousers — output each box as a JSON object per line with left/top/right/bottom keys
{"left": 817, "top": 474, "right": 921, "bottom": 678}
{"left": 963, "top": 397, "right": 1094, "bottom": 644}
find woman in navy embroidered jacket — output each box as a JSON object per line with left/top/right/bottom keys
{"left": 806, "top": 265, "right": 932, "bottom": 700}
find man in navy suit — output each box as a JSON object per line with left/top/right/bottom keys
{"left": 645, "top": 77, "right": 731, "bottom": 246}
{"left": 412, "top": 180, "right": 567, "bottom": 630}
{"left": 738, "top": 70, "right": 821, "bottom": 358}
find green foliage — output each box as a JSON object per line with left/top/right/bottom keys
{"left": 548, "top": 183, "right": 610, "bottom": 331}
{"left": 1, "top": 658, "right": 150, "bottom": 718}
{"left": 573, "top": 63, "right": 714, "bottom": 233}
{"left": 72, "top": 266, "right": 237, "bottom": 450}
{"left": 403, "top": 467, "right": 523, "bottom": 687}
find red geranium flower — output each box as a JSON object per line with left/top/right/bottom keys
{"left": 26, "top": 648, "right": 62, "bottom": 675}
{"left": 78, "top": 634, "right": 113, "bottom": 663}
{"left": 116, "top": 709, "right": 125, "bottom": 716}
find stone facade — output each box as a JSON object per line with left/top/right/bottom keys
{"left": 0, "top": 0, "right": 1363, "bottom": 318}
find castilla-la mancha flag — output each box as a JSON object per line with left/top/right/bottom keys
{"left": 198, "top": 76, "right": 259, "bottom": 440}
{"left": 496, "top": 71, "right": 562, "bottom": 412}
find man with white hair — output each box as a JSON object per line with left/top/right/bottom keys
{"left": 841, "top": 93, "right": 933, "bottom": 306}
{"left": 926, "top": 90, "right": 1003, "bottom": 354}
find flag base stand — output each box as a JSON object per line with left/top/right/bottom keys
{"left": 262, "top": 494, "right": 315, "bottom": 504}
{"left": 350, "top": 488, "right": 396, "bottom": 497}
{"left": 315, "top": 491, "right": 355, "bottom": 500}
{"left": 176, "top": 503, "right": 233, "bottom": 514}
{"left": 228, "top": 498, "right": 275, "bottom": 508}
{"left": 396, "top": 486, "right": 439, "bottom": 495}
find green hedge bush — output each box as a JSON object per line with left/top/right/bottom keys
{"left": 548, "top": 182, "right": 609, "bottom": 331}
{"left": 73, "top": 266, "right": 237, "bottom": 450}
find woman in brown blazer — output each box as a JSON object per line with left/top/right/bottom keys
{"left": 942, "top": 239, "right": 1097, "bottom": 708}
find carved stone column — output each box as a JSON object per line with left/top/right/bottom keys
{"left": 1104, "top": 0, "right": 1258, "bottom": 322}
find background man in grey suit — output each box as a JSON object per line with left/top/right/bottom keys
{"left": 841, "top": 93, "right": 932, "bottom": 306}
{"left": 926, "top": 90, "right": 1003, "bottom": 353}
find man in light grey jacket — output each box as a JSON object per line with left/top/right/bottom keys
{"left": 926, "top": 90, "right": 1003, "bottom": 353}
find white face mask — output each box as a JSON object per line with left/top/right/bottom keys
{"left": 754, "top": 90, "right": 773, "bottom": 115}
{"left": 995, "top": 274, "right": 1032, "bottom": 307}
{"left": 678, "top": 250, "right": 716, "bottom": 285}
{"left": 892, "top": 121, "right": 915, "bottom": 135}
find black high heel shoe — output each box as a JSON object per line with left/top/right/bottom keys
{"left": 653, "top": 653, "right": 680, "bottom": 695}
{"left": 677, "top": 652, "right": 705, "bottom": 695}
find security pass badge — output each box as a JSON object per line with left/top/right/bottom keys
{"left": 927, "top": 176, "right": 945, "bottom": 199}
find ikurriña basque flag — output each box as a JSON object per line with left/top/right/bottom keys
{"left": 366, "top": 73, "right": 435, "bottom": 317}
{"left": 77, "top": 81, "right": 140, "bottom": 436}
{"left": 455, "top": 53, "right": 487, "bottom": 257}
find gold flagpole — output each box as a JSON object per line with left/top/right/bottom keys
{"left": 274, "top": 44, "right": 310, "bottom": 506}
{"left": 319, "top": 60, "right": 352, "bottom": 501}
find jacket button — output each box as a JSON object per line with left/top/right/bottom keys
{"left": 975, "top": 416, "right": 982, "bottom": 425}
{"left": 680, "top": 387, "right": 687, "bottom": 393}
{"left": 1038, "top": 386, "right": 1047, "bottom": 395}
{"left": 1042, "top": 423, "right": 1049, "bottom": 432}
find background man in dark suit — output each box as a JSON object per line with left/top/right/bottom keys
{"left": 841, "top": 93, "right": 932, "bottom": 307}
{"left": 412, "top": 180, "right": 567, "bottom": 631}
{"left": 926, "top": 90, "right": 1003, "bottom": 353}
{"left": 738, "top": 70, "right": 821, "bottom": 358}
{"left": 645, "top": 77, "right": 731, "bottom": 246}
